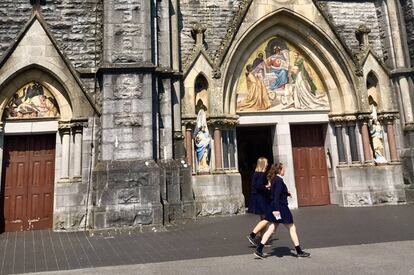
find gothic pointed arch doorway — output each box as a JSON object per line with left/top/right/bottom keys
{"left": 0, "top": 79, "right": 63, "bottom": 232}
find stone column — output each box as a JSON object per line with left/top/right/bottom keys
{"left": 335, "top": 124, "right": 346, "bottom": 164}
{"left": 214, "top": 127, "right": 223, "bottom": 171}
{"left": 360, "top": 120, "right": 373, "bottom": 163}
{"left": 59, "top": 123, "right": 71, "bottom": 179}
{"left": 185, "top": 127, "right": 193, "bottom": 168}
{"left": 385, "top": 0, "right": 413, "bottom": 124}
{"left": 72, "top": 124, "right": 83, "bottom": 178}
{"left": 171, "top": 0, "right": 184, "bottom": 159}
{"left": 348, "top": 123, "right": 359, "bottom": 162}
{"left": 383, "top": 118, "right": 399, "bottom": 162}
{"left": 159, "top": 78, "right": 173, "bottom": 161}
{"left": 0, "top": 123, "right": 4, "bottom": 194}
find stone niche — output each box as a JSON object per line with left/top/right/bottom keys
{"left": 337, "top": 164, "right": 407, "bottom": 206}
{"left": 192, "top": 174, "right": 245, "bottom": 216}
{"left": 92, "top": 160, "right": 163, "bottom": 229}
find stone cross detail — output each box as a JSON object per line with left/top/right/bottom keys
{"left": 30, "top": 0, "right": 46, "bottom": 10}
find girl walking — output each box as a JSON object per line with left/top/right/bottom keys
{"left": 246, "top": 157, "right": 271, "bottom": 245}
{"left": 254, "top": 163, "right": 310, "bottom": 258}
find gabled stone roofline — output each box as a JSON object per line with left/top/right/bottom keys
{"left": 183, "top": 48, "right": 215, "bottom": 78}
{"left": 209, "top": 0, "right": 359, "bottom": 70}
{"left": 0, "top": 11, "right": 100, "bottom": 116}
{"left": 357, "top": 48, "right": 392, "bottom": 76}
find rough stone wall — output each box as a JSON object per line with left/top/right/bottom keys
{"left": 317, "top": 0, "right": 384, "bottom": 58}
{"left": 179, "top": 0, "right": 242, "bottom": 64}
{"left": 0, "top": 0, "right": 32, "bottom": 59}
{"left": 40, "top": 0, "right": 103, "bottom": 68}
{"left": 401, "top": 0, "right": 414, "bottom": 65}
{"left": 103, "top": 0, "right": 151, "bottom": 64}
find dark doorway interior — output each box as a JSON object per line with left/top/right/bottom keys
{"left": 237, "top": 126, "right": 273, "bottom": 206}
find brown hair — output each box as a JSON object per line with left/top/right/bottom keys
{"left": 267, "top": 163, "right": 283, "bottom": 183}
{"left": 255, "top": 157, "right": 268, "bottom": 172}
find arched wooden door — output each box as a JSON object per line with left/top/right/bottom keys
{"left": 1, "top": 134, "right": 55, "bottom": 232}
{"left": 291, "top": 124, "right": 330, "bottom": 206}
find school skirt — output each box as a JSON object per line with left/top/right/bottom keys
{"left": 265, "top": 204, "right": 293, "bottom": 224}
{"left": 247, "top": 194, "right": 270, "bottom": 215}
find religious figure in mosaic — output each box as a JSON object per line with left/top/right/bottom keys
{"left": 237, "top": 64, "right": 271, "bottom": 111}
{"left": 194, "top": 109, "right": 211, "bottom": 172}
{"left": 267, "top": 46, "right": 289, "bottom": 90}
{"left": 4, "top": 81, "right": 59, "bottom": 119}
{"left": 236, "top": 37, "right": 329, "bottom": 112}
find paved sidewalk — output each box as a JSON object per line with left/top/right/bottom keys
{"left": 1, "top": 205, "right": 414, "bottom": 274}
{"left": 20, "top": 240, "right": 414, "bottom": 275}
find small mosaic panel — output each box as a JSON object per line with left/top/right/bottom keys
{"left": 4, "top": 81, "right": 60, "bottom": 119}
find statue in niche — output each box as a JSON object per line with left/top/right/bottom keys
{"left": 368, "top": 96, "right": 387, "bottom": 164}
{"left": 194, "top": 109, "right": 211, "bottom": 173}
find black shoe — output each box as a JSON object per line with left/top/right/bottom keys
{"left": 247, "top": 235, "right": 257, "bottom": 246}
{"left": 254, "top": 250, "right": 265, "bottom": 259}
{"left": 297, "top": 251, "right": 311, "bottom": 258}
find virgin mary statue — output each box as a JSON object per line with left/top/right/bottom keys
{"left": 194, "top": 109, "right": 211, "bottom": 172}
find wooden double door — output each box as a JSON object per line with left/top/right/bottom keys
{"left": 1, "top": 134, "right": 56, "bottom": 232}
{"left": 291, "top": 124, "right": 330, "bottom": 206}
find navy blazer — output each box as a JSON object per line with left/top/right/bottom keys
{"left": 270, "top": 175, "right": 289, "bottom": 211}
{"left": 250, "top": 172, "right": 268, "bottom": 195}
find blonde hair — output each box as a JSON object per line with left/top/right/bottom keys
{"left": 267, "top": 163, "right": 283, "bottom": 182}
{"left": 255, "top": 157, "right": 268, "bottom": 172}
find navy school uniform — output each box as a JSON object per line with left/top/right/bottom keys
{"left": 265, "top": 175, "right": 294, "bottom": 224}
{"left": 247, "top": 172, "right": 271, "bottom": 215}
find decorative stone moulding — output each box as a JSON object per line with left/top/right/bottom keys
{"left": 356, "top": 112, "right": 372, "bottom": 121}
{"left": 377, "top": 112, "right": 400, "bottom": 123}
{"left": 328, "top": 114, "right": 358, "bottom": 124}
{"left": 182, "top": 114, "right": 239, "bottom": 129}
{"left": 355, "top": 24, "right": 371, "bottom": 50}
{"left": 207, "top": 115, "right": 239, "bottom": 127}
{"left": 58, "top": 119, "right": 88, "bottom": 130}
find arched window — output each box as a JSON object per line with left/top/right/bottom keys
{"left": 194, "top": 74, "right": 209, "bottom": 115}
{"left": 366, "top": 71, "right": 380, "bottom": 115}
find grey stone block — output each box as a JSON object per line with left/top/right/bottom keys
{"left": 92, "top": 160, "right": 163, "bottom": 229}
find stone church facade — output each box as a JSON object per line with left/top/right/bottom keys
{"left": 0, "top": 0, "right": 412, "bottom": 232}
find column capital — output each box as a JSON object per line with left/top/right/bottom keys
{"left": 329, "top": 114, "right": 357, "bottom": 125}
{"left": 58, "top": 119, "right": 88, "bottom": 132}
{"left": 207, "top": 115, "right": 239, "bottom": 128}
{"left": 173, "top": 131, "right": 184, "bottom": 140}
{"left": 356, "top": 113, "right": 372, "bottom": 122}
{"left": 377, "top": 112, "right": 399, "bottom": 123}
{"left": 58, "top": 121, "right": 71, "bottom": 133}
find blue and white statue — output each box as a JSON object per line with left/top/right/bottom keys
{"left": 194, "top": 109, "right": 211, "bottom": 172}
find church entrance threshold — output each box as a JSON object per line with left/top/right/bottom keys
{"left": 291, "top": 124, "right": 330, "bottom": 206}
{"left": 237, "top": 126, "right": 273, "bottom": 206}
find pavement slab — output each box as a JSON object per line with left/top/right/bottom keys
{"left": 18, "top": 240, "right": 414, "bottom": 275}
{"left": 1, "top": 205, "right": 414, "bottom": 275}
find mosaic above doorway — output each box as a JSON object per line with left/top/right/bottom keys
{"left": 3, "top": 81, "right": 60, "bottom": 119}
{"left": 236, "top": 37, "right": 329, "bottom": 112}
